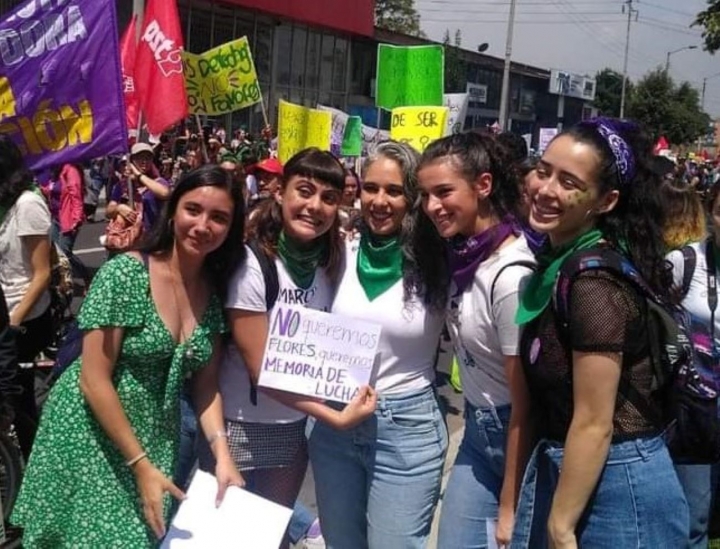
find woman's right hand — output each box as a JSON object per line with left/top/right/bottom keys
{"left": 333, "top": 385, "right": 377, "bottom": 430}
{"left": 117, "top": 204, "right": 137, "bottom": 223}
{"left": 134, "top": 459, "right": 186, "bottom": 539}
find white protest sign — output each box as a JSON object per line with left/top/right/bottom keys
{"left": 161, "top": 470, "right": 292, "bottom": 548}
{"left": 443, "top": 93, "right": 469, "bottom": 136}
{"left": 317, "top": 105, "right": 390, "bottom": 155}
{"left": 258, "top": 304, "right": 381, "bottom": 402}
{"left": 538, "top": 127, "right": 559, "bottom": 153}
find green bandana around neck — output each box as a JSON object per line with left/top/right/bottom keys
{"left": 515, "top": 228, "right": 604, "bottom": 325}
{"left": 277, "top": 230, "right": 327, "bottom": 289}
{"left": 356, "top": 232, "right": 403, "bottom": 301}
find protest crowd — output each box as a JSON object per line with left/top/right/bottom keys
{"left": 1, "top": 1, "right": 720, "bottom": 549}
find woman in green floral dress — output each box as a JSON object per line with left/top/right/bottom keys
{"left": 12, "top": 165, "right": 247, "bottom": 547}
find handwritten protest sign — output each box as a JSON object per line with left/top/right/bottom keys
{"left": 538, "top": 127, "right": 559, "bottom": 152}
{"left": 258, "top": 305, "right": 381, "bottom": 403}
{"left": 0, "top": 0, "right": 128, "bottom": 171}
{"left": 317, "top": 105, "right": 389, "bottom": 155}
{"left": 182, "top": 37, "right": 262, "bottom": 116}
{"left": 341, "top": 116, "right": 363, "bottom": 156}
{"left": 443, "top": 93, "right": 469, "bottom": 136}
{"left": 390, "top": 106, "right": 448, "bottom": 152}
{"left": 376, "top": 45, "right": 444, "bottom": 110}
{"left": 277, "top": 100, "right": 331, "bottom": 163}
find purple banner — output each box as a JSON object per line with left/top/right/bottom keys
{"left": 0, "top": 0, "right": 128, "bottom": 171}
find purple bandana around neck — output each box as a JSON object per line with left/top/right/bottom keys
{"left": 579, "top": 117, "right": 637, "bottom": 186}
{"left": 448, "top": 218, "right": 520, "bottom": 295}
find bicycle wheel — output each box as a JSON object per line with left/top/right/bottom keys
{"left": 0, "top": 433, "right": 23, "bottom": 522}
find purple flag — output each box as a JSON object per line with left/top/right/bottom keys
{"left": 0, "top": 0, "right": 128, "bottom": 171}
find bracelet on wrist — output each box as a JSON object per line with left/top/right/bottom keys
{"left": 126, "top": 451, "right": 148, "bottom": 468}
{"left": 208, "top": 430, "right": 228, "bottom": 447}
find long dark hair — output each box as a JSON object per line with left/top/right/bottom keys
{"left": 418, "top": 131, "right": 522, "bottom": 220}
{"left": 560, "top": 119, "right": 672, "bottom": 302}
{"left": 363, "top": 140, "right": 449, "bottom": 313}
{"left": 139, "top": 165, "right": 246, "bottom": 301}
{"left": 0, "top": 136, "right": 33, "bottom": 209}
{"left": 246, "top": 148, "right": 345, "bottom": 283}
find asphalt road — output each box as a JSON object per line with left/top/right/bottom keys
{"left": 70, "top": 205, "right": 465, "bottom": 548}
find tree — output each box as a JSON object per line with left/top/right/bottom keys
{"left": 444, "top": 29, "right": 466, "bottom": 93}
{"left": 627, "top": 68, "right": 711, "bottom": 144}
{"left": 593, "top": 68, "right": 630, "bottom": 117}
{"left": 693, "top": 0, "right": 720, "bottom": 53}
{"left": 375, "top": 0, "right": 426, "bottom": 38}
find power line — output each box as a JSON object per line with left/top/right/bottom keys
{"left": 422, "top": 18, "right": 625, "bottom": 23}
{"left": 636, "top": 1, "right": 695, "bottom": 18}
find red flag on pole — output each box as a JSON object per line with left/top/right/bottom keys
{"left": 653, "top": 136, "right": 669, "bottom": 155}
{"left": 134, "top": 0, "right": 188, "bottom": 135}
{"left": 119, "top": 15, "right": 139, "bottom": 134}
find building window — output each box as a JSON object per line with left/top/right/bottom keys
{"left": 277, "top": 25, "right": 293, "bottom": 87}
{"left": 320, "top": 34, "right": 335, "bottom": 91}
{"left": 254, "top": 22, "right": 273, "bottom": 84}
{"left": 187, "top": 3, "right": 212, "bottom": 53}
{"left": 306, "top": 31, "right": 321, "bottom": 90}
{"left": 332, "top": 37, "right": 347, "bottom": 92}
{"left": 211, "top": 5, "right": 235, "bottom": 47}
{"left": 291, "top": 26, "right": 307, "bottom": 88}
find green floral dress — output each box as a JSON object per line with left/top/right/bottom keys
{"left": 11, "top": 254, "right": 226, "bottom": 548}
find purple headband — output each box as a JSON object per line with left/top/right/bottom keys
{"left": 579, "top": 117, "right": 637, "bottom": 186}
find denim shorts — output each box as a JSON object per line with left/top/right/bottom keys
{"left": 511, "top": 435, "right": 689, "bottom": 548}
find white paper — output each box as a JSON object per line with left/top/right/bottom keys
{"left": 538, "top": 127, "right": 559, "bottom": 153}
{"left": 258, "top": 304, "right": 382, "bottom": 403}
{"left": 317, "top": 104, "right": 390, "bottom": 155}
{"left": 486, "top": 518, "right": 499, "bottom": 549}
{"left": 443, "top": 93, "right": 469, "bottom": 136}
{"left": 161, "top": 470, "right": 292, "bottom": 549}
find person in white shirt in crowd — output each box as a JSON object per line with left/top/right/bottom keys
{"left": 0, "top": 136, "right": 52, "bottom": 459}
{"left": 308, "top": 141, "right": 450, "bottom": 548}
{"left": 417, "top": 131, "right": 535, "bottom": 548}
{"left": 198, "top": 148, "right": 376, "bottom": 549}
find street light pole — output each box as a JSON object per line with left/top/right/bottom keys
{"left": 701, "top": 71, "right": 720, "bottom": 111}
{"left": 619, "top": 0, "right": 637, "bottom": 119}
{"left": 497, "top": 0, "right": 517, "bottom": 131}
{"left": 665, "top": 45, "right": 698, "bottom": 73}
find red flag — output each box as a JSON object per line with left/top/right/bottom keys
{"left": 134, "top": 0, "right": 188, "bottom": 135}
{"left": 119, "top": 15, "right": 139, "bottom": 134}
{"left": 653, "top": 136, "right": 669, "bottom": 155}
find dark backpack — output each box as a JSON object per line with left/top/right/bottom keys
{"left": 245, "top": 241, "right": 280, "bottom": 406}
{"left": 553, "top": 247, "right": 720, "bottom": 464}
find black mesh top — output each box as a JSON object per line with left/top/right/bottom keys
{"left": 520, "top": 269, "right": 664, "bottom": 442}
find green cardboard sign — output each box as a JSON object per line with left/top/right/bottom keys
{"left": 375, "top": 44, "right": 444, "bottom": 110}
{"left": 341, "top": 116, "right": 363, "bottom": 156}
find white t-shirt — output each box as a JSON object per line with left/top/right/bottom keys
{"left": 331, "top": 240, "right": 445, "bottom": 395}
{"left": 220, "top": 244, "right": 334, "bottom": 423}
{"left": 0, "top": 190, "right": 51, "bottom": 320}
{"left": 448, "top": 236, "right": 535, "bottom": 408}
{"left": 668, "top": 241, "right": 720, "bottom": 383}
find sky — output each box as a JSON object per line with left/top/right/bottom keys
{"left": 417, "top": 0, "right": 720, "bottom": 117}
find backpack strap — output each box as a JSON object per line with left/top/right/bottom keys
{"left": 247, "top": 240, "right": 279, "bottom": 310}
{"left": 679, "top": 245, "right": 697, "bottom": 298}
{"left": 490, "top": 260, "right": 536, "bottom": 308}
{"left": 245, "top": 240, "right": 280, "bottom": 406}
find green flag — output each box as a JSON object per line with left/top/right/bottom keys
{"left": 376, "top": 44, "right": 444, "bottom": 110}
{"left": 341, "top": 116, "right": 363, "bottom": 156}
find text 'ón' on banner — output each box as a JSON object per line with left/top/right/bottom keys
{"left": 0, "top": 0, "right": 128, "bottom": 171}
{"left": 375, "top": 44, "right": 444, "bottom": 111}
{"left": 277, "top": 100, "right": 331, "bottom": 164}
{"left": 182, "top": 37, "right": 263, "bottom": 116}
{"left": 390, "top": 106, "right": 448, "bottom": 152}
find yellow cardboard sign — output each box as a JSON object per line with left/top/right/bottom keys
{"left": 389, "top": 106, "right": 448, "bottom": 152}
{"left": 182, "top": 37, "right": 262, "bottom": 115}
{"left": 277, "top": 100, "right": 332, "bottom": 163}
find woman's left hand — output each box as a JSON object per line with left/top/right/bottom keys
{"left": 214, "top": 455, "right": 244, "bottom": 508}
{"left": 548, "top": 518, "right": 578, "bottom": 549}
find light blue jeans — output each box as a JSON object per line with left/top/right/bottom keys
{"left": 437, "top": 401, "right": 511, "bottom": 549}
{"left": 675, "top": 463, "right": 713, "bottom": 548}
{"left": 511, "top": 435, "right": 689, "bottom": 548}
{"left": 308, "top": 385, "right": 448, "bottom": 549}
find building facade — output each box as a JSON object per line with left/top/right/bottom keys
{"left": 0, "top": 0, "right": 593, "bottom": 146}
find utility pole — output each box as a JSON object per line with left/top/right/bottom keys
{"left": 498, "top": 0, "right": 517, "bottom": 131}
{"left": 620, "top": 0, "right": 637, "bottom": 119}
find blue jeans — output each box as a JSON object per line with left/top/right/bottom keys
{"left": 288, "top": 501, "right": 315, "bottom": 544}
{"left": 675, "top": 463, "right": 712, "bottom": 548}
{"left": 51, "top": 220, "right": 89, "bottom": 284}
{"left": 437, "top": 401, "right": 511, "bottom": 549}
{"left": 511, "top": 436, "right": 689, "bottom": 548}
{"left": 308, "top": 385, "right": 448, "bottom": 549}
{"left": 175, "top": 388, "right": 197, "bottom": 490}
